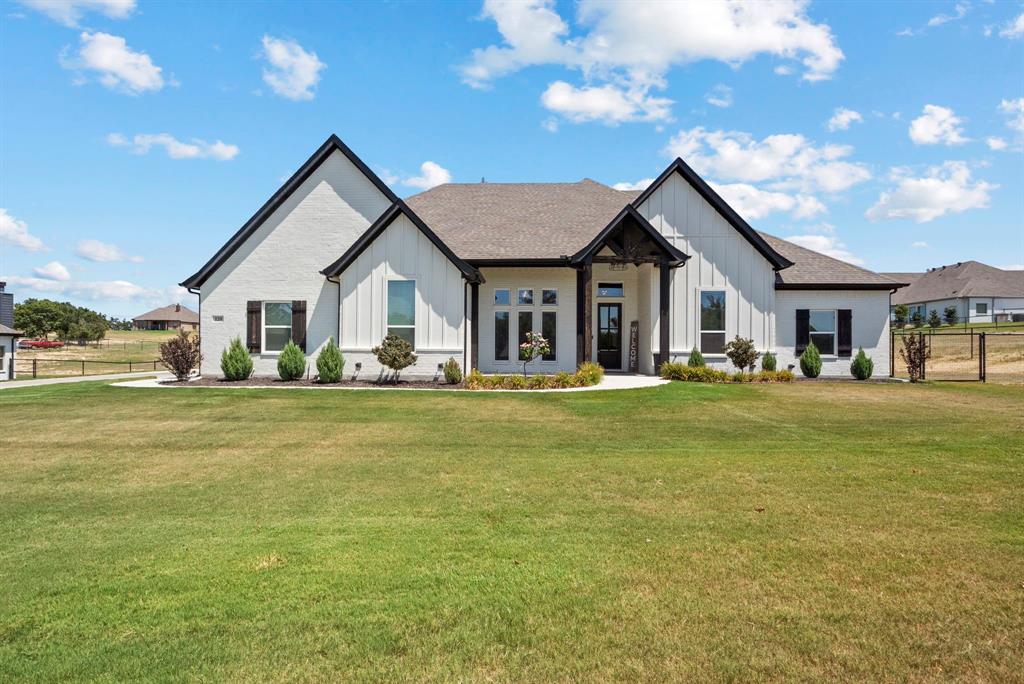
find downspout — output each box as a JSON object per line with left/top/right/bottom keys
{"left": 188, "top": 286, "right": 201, "bottom": 377}
{"left": 889, "top": 287, "right": 898, "bottom": 378}
{"left": 463, "top": 282, "right": 468, "bottom": 374}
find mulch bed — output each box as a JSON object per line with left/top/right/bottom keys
{"left": 161, "top": 376, "right": 462, "bottom": 389}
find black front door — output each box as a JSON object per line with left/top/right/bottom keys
{"left": 597, "top": 303, "right": 622, "bottom": 370}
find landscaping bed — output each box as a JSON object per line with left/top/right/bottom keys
{"left": 163, "top": 376, "right": 461, "bottom": 389}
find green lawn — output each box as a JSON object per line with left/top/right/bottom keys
{"left": 1, "top": 381, "right": 1021, "bottom": 682}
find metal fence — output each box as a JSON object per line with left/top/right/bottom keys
{"left": 891, "top": 331, "right": 1024, "bottom": 383}
{"left": 14, "top": 357, "right": 162, "bottom": 379}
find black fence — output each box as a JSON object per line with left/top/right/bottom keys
{"left": 891, "top": 331, "right": 1024, "bottom": 383}
{"left": 14, "top": 357, "right": 162, "bottom": 379}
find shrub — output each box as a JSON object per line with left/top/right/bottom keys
{"left": 687, "top": 347, "right": 705, "bottom": 367}
{"left": 850, "top": 347, "right": 873, "bottom": 380}
{"left": 724, "top": 336, "right": 759, "bottom": 371}
{"left": 372, "top": 333, "right": 417, "bottom": 381}
{"left": 927, "top": 309, "right": 942, "bottom": 328}
{"left": 220, "top": 337, "right": 253, "bottom": 381}
{"left": 575, "top": 361, "right": 604, "bottom": 386}
{"left": 761, "top": 352, "right": 777, "bottom": 371}
{"left": 753, "top": 370, "right": 794, "bottom": 383}
{"left": 893, "top": 304, "right": 908, "bottom": 328}
{"left": 464, "top": 363, "right": 604, "bottom": 390}
{"left": 659, "top": 362, "right": 729, "bottom": 383}
{"left": 465, "top": 368, "right": 486, "bottom": 390}
{"left": 159, "top": 330, "right": 201, "bottom": 381}
{"left": 911, "top": 310, "right": 923, "bottom": 328}
{"left": 315, "top": 337, "right": 344, "bottom": 383}
{"left": 799, "top": 341, "right": 822, "bottom": 378}
{"left": 277, "top": 341, "right": 306, "bottom": 381}
{"left": 899, "top": 334, "right": 928, "bottom": 383}
{"left": 442, "top": 357, "right": 462, "bottom": 384}
{"left": 943, "top": 305, "right": 959, "bottom": 326}
{"left": 518, "top": 331, "right": 551, "bottom": 375}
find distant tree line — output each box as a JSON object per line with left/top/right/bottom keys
{"left": 13, "top": 298, "right": 112, "bottom": 341}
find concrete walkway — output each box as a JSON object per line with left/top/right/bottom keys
{"left": 0, "top": 370, "right": 172, "bottom": 390}
{"left": 112, "top": 373, "right": 669, "bottom": 393}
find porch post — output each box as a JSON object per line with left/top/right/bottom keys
{"left": 658, "top": 257, "right": 670, "bottom": 372}
{"left": 576, "top": 262, "right": 592, "bottom": 364}
{"left": 470, "top": 281, "right": 479, "bottom": 371}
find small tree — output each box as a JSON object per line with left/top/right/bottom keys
{"left": 911, "top": 309, "right": 923, "bottom": 328}
{"left": 849, "top": 347, "right": 873, "bottom": 380}
{"left": 893, "top": 304, "right": 908, "bottom": 328}
{"left": 927, "top": 309, "right": 942, "bottom": 328}
{"left": 899, "top": 334, "right": 928, "bottom": 383}
{"left": 943, "top": 305, "right": 959, "bottom": 326}
{"left": 220, "top": 337, "right": 253, "bottom": 380}
{"left": 799, "top": 340, "right": 822, "bottom": 378}
{"left": 443, "top": 357, "right": 463, "bottom": 384}
{"left": 687, "top": 346, "right": 705, "bottom": 367}
{"left": 159, "top": 330, "right": 201, "bottom": 381}
{"left": 277, "top": 341, "right": 306, "bottom": 380}
{"left": 315, "top": 337, "right": 344, "bottom": 383}
{"left": 518, "top": 331, "right": 551, "bottom": 376}
{"left": 724, "top": 336, "right": 759, "bottom": 372}
{"left": 372, "top": 333, "right": 418, "bottom": 382}
{"left": 761, "top": 352, "right": 777, "bottom": 371}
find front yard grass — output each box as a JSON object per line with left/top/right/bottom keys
{"left": 1, "top": 380, "right": 1021, "bottom": 681}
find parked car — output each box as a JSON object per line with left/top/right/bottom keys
{"left": 19, "top": 338, "right": 65, "bottom": 349}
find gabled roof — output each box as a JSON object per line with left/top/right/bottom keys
{"left": 886, "top": 261, "right": 1024, "bottom": 304}
{"left": 759, "top": 233, "right": 906, "bottom": 290}
{"left": 180, "top": 135, "right": 400, "bottom": 290}
{"left": 321, "top": 200, "right": 482, "bottom": 283}
{"left": 629, "top": 158, "right": 793, "bottom": 271}
{"left": 570, "top": 204, "right": 689, "bottom": 267}
{"left": 133, "top": 304, "right": 199, "bottom": 323}
{"left": 0, "top": 323, "right": 23, "bottom": 337}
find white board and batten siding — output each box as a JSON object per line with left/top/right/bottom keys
{"left": 338, "top": 212, "right": 467, "bottom": 378}
{"left": 635, "top": 172, "right": 775, "bottom": 368}
{"left": 198, "top": 149, "right": 392, "bottom": 377}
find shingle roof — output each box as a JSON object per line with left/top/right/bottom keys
{"left": 133, "top": 304, "right": 199, "bottom": 323}
{"left": 0, "top": 323, "right": 23, "bottom": 336}
{"left": 405, "top": 180, "right": 635, "bottom": 260}
{"left": 885, "top": 261, "right": 1024, "bottom": 304}
{"left": 758, "top": 233, "right": 905, "bottom": 289}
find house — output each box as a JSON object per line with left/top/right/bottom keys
{"left": 132, "top": 303, "right": 199, "bottom": 331}
{"left": 0, "top": 282, "right": 24, "bottom": 380}
{"left": 181, "top": 135, "right": 905, "bottom": 379}
{"left": 884, "top": 261, "right": 1024, "bottom": 324}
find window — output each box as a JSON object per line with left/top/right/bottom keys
{"left": 542, "top": 311, "right": 556, "bottom": 361}
{"left": 597, "top": 282, "right": 623, "bottom": 297}
{"left": 494, "top": 288, "right": 510, "bottom": 306}
{"left": 0, "top": 345, "right": 5, "bottom": 372}
{"left": 518, "top": 288, "right": 534, "bottom": 305}
{"left": 542, "top": 289, "right": 558, "bottom": 305}
{"left": 809, "top": 310, "right": 836, "bottom": 355}
{"left": 387, "top": 279, "right": 416, "bottom": 349}
{"left": 494, "top": 311, "right": 510, "bottom": 360}
{"left": 518, "top": 311, "right": 533, "bottom": 361}
{"left": 699, "top": 291, "right": 726, "bottom": 354}
{"left": 976, "top": 302, "right": 988, "bottom": 314}
{"left": 263, "top": 302, "right": 292, "bottom": 353}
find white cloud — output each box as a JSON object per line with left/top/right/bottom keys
{"left": 61, "top": 31, "right": 164, "bottom": 95}
{"left": 540, "top": 117, "right": 559, "bottom": 133}
{"left": 260, "top": 35, "right": 325, "bottom": 101}
{"left": 908, "top": 104, "right": 969, "bottom": 145}
{"left": 665, "top": 126, "right": 871, "bottom": 193}
{"left": 19, "top": 0, "right": 134, "bottom": 27}
{"left": 997, "top": 263, "right": 1024, "bottom": 270}
{"left": 540, "top": 80, "right": 672, "bottom": 124}
{"left": 783, "top": 234, "right": 864, "bottom": 265}
{"left": 712, "top": 183, "right": 826, "bottom": 220}
{"left": 462, "top": 0, "right": 843, "bottom": 124}
{"left": 401, "top": 161, "right": 452, "bottom": 190}
{"left": 773, "top": 64, "right": 794, "bottom": 75}
{"left": 74, "top": 239, "right": 143, "bottom": 263}
{"left": 107, "top": 132, "right": 239, "bottom": 161}
{"left": 999, "top": 12, "right": 1024, "bottom": 38}
{"left": 33, "top": 261, "right": 71, "bottom": 281}
{"left": 911, "top": 241, "right": 929, "bottom": 248}
{"left": 927, "top": 2, "right": 969, "bottom": 27}
{"left": 0, "top": 208, "right": 47, "bottom": 252}
{"left": 827, "top": 107, "right": 863, "bottom": 131}
{"left": 866, "top": 161, "right": 996, "bottom": 223}
{"left": 986, "top": 136, "right": 1007, "bottom": 150}
{"left": 611, "top": 178, "right": 655, "bottom": 191}
{"left": 0, "top": 275, "right": 156, "bottom": 301}
{"left": 999, "top": 97, "right": 1024, "bottom": 132}
{"left": 704, "top": 84, "right": 733, "bottom": 108}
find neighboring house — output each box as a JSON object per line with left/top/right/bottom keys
{"left": 884, "top": 261, "right": 1024, "bottom": 324}
{"left": 132, "top": 304, "right": 199, "bottom": 331}
{"left": 181, "top": 135, "right": 905, "bottom": 378}
{"left": 0, "top": 282, "right": 24, "bottom": 380}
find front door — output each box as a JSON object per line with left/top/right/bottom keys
{"left": 597, "top": 303, "right": 622, "bottom": 370}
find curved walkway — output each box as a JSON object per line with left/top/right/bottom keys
{"left": 111, "top": 373, "right": 668, "bottom": 393}
{"left": 0, "top": 370, "right": 172, "bottom": 390}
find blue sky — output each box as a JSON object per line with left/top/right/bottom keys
{"left": 1, "top": 0, "right": 1022, "bottom": 318}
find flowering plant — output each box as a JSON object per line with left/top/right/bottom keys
{"left": 518, "top": 331, "right": 551, "bottom": 376}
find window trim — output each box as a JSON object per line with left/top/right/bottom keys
{"left": 386, "top": 277, "right": 417, "bottom": 350}
{"left": 262, "top": 301, "right": 293, "bottom": 355}
{"left": 698, "top": 289, "right": 727, "bottom": 355}
{"left": 809, "top": 309, "right": 837, "bottom": 357}
{"left": 976, "top": 302, "right": 988, "bottom": 315}
{"left": 597, "top": 282, "right": 624, "bottom": 298}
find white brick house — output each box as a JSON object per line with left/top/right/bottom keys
{"left": 182, "top": 135, "right": 905, "bottom": 378}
